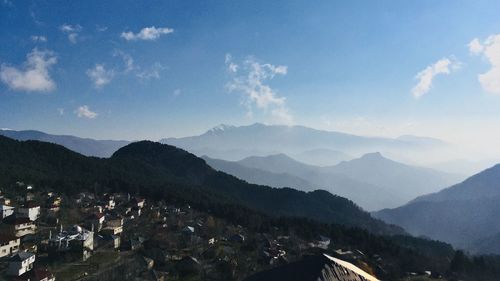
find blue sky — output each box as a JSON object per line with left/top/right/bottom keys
{"left": 1, "top": 0, "right": 500, "bottom": 151}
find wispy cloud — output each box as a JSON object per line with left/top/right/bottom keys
{"left": 469, "top": 35, "right": 500, "bottom": 94}
{"left": 86, "top": 64, "right": 115, "bottom": 88}
{"left": 96, "top": 25, "right": 108, "bottom": 32}
{"left": 136, "top": 62, "right": 164, "bottom": 80}
{"left": 30, "top": 35, "right": 47, "bottom": 43}
{"left": 57, "top": 108, "right": 64, "bottom": 116}
{"left": 113, "top": 50, "right": 135, "bottom": 73}
{"left": 225, "top": 54, "right": 239, "bottom": 73}
{"left": 75, "top": 105, "right": 97, "bottom": 119}
{"left": 0, "top": 48, "right": 57, "bottom": 92}
{"left": 121, "top": 26, "right": 174, "bottom": 41}
{"left": 411, "top": 57, "right": 461, "bottom": 99}
{"left": 225, "top": 54, "right": 292, "bottom": 124}
{"left": 59, "top": 24, "right": 82, "bottom": 44}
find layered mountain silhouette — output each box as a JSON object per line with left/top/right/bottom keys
{"left": 0, "top": 129, "right": 129, "bottom": 157}
{"left": 373, "top": 164, "right": 500, "bottom": 253}
{"left": 161, "top": 123, "right": 450, "bottom": 165}
{"left": 0, "top": 135, "right": 402, "bottom": 235}
{"left": 202, "top": 156, "right": 318, "bottom": 192}
{"left": 204, "top": 152, "right": 461, "bottom": 211}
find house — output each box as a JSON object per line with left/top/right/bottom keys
{"left": 20, "top": 241, "right": 37, "bottom": 254}
{"left": 1, "top": 204, "right": 15, "bottom": 219}
{"left": 12, "top": 268, "right": 56, "bottom": 281}
{"left": 18, "top": 201, "right": 41, "bottom": 221}
{"left": 0, "top": 235, "right": 20, "bottom": 258}
{"left": 182, "top": 226, "right": 195, "bottom": 235}
{"left": 8, "top": 252, "right": 36, "bottom": 276}
{"left": 104, "top": 214, "right": 123, "bottom": 227}
{"left": 86, "top": 213, "right": 105, "bottom": 231}
{"left": 122, "top": 237, "right": 144, "bottom": 251}
{"left": 101, "top": 224, "right": 123, "bottom": 236}
{"left": 131, "top": 197, "right": 146, "bottom": 209}
{"left": 309, "top": 235, "right": 330, "bottom": 250}
{"left": 0, "top": 216, "right": 37, "bottom": 237}
{"left": 0, "top": 196, "right": 11, "bottom": 206}
{"left": 103, "top": 195, "right": 116, "bottom": 210}
{"left": 48, "top": 225, "right": 94, "bottom": 261}
{"left": 74, "top": 193, "right": 93, "bottom": 206}
{"left": 25, "top": 192, "right": 35, "bottom": 202}
{"left": 102, "top": 216, "right": 123, "bottom": 235}
{"left": 46, "top": 196, "right": 61, "bottom": 211}
{"left": 104, "top": 234, "right": 120, "bottom": 249}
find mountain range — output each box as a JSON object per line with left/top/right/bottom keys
{"left": 0, "top": 129, "right": 129, "bottom": 157}
{"left": 0, "top": 135, "right": 402, "bottom": 235}
{"left": 373, "top": 163, "right": 500, "bottom": 254}
{"left": 161, "top": 123, "right": 451, "bottom": 166}
{"left": 204, "top": 152, "right": 462, "bottom": 211}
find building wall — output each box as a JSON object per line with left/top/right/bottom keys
{"left": 0, "top": 239, "right": 20, "bottom": 258}
{"left": 18, "top": 207, "right": 41, "bottom": 221}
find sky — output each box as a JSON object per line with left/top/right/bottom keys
{"left": 1, "top": 0, "right": 500, "bottom": 154}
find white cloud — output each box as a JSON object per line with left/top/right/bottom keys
{"left": 468, "top": 38, "right": 484, "bottom": 55}
{"left": 173, "top": 89, "right": 181, "bottom": 97}
{"left": 0, "top": 48, "right": 57, "bottom": 92}
{"left": 96, "top": 25, "right": 108, "bottom": 32}
{"left": 59, "top": 24, "right": 82, "bottom": 43}
{"left": 30, "top": 35, "right": 47, "bottom": 43}
{"left": 121, "top": 26, "right": 174, "bottom": 41}
{"left": 113, "top": 50, "right": 135, "bottom": 73}
{"left": 57, "top": 108, "right": 64, "bottom": 115}
{"left": 225, "top": 53, "right": 239, "bottom": 73}
{"left": 136, "top": 62, "right": 164, "bottom": 80}
{"left": 225, "top": 54, "right": 292, "bottom": 124}
{"left": 86, "top": 64, "right": 115, "bottom": 88}
{"left": 469, "top": 34, "right": 500, "bottom": 94}
{"left": 411, "top": 57, "right": 460, "bottom": 99}
{"left": 75, "top": 105, "right": 97, "bottom": 119}
{"left": 60, "top": 24, "right": 80, "bottom": 33}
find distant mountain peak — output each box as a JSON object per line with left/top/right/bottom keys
{"left": 358, "top": 152, "right": 387, "bottom": 161}
{"left": 205, "top": 124, "right": 236, "bottom": 135}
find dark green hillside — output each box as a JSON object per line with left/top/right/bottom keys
{"left": 0, "top": 136, "right": 400, "bottom": 235}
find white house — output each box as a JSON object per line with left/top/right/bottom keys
{"left": 8, "top": 252, "right": 35, "bottom": 276}
{"left": 0, "top": 216, "right": 37, "bottom": 237}
{"left": 18, "top": 201, "right": 41, "bottom": 221}
{"left": 0, "top": 235, "right": 20, "bottom": 258}
{"left": 1, "top": 204, "right": 15, "bottom": 219}
{"left": 131, "top": 197, "right": 145, "bottom": 209}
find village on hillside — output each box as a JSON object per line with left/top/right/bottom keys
{"left": 0, "top": 182, "right": 439, "bottom": 281}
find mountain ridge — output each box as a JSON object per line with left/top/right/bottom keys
{"left": 0, "top": 129, "right": 130, "bottom": 157}
{"left": 0, "top": 135, "right": 402, "bottom": 235}
{"left": 373, "top": 163, "right": 500, "bottom": 253}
